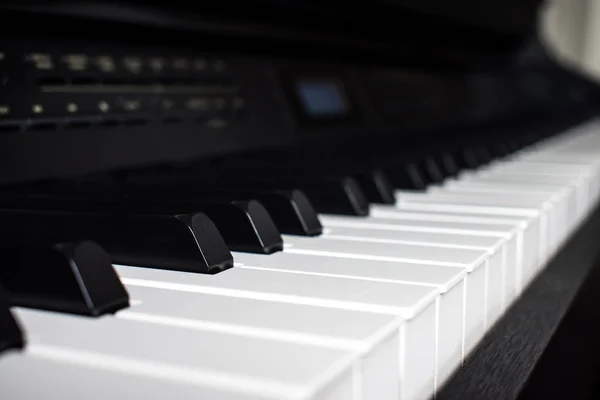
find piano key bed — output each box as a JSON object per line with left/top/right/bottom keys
{"left": 2, "top": 120, "right": 600, "bottom": 400}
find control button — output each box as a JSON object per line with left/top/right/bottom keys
{"left": 62, "top": 54, "right": 88, "bottom": 71}
{"left": 25, "top": 53, "right": 54, "bottom": 70}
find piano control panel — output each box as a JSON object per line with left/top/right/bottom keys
{"left": 0, "top": 38, "right": 479, "bottom": 184}
{"left": 0, "top": 42, "right": 246, "bottom": 132}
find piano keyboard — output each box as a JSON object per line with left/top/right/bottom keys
{"left": 2, "top": 121, "right": 600, "bottom": 400}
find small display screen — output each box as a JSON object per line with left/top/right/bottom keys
{"left": 295, "top": 79, "right": 350, "bottom": 117}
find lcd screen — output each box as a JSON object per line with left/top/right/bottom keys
{"left": 295, "top": 80, "right": 350, "bottom": 117}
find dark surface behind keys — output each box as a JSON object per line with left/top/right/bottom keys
{"left": 519, "top": 239, "right": 600, "bottom": 399}
{"left": 438, "top": 204, "right": 600, "bottom": 400}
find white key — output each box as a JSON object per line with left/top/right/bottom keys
{"left": 370, "top": 208, "right": 529, "bottom": 227}
{"left": 518, "top": 153, "right": 600, "bottom": 165}
{"left": 0, "top": 350, "right": 290, "bottom": 400}
{"left": 396, "top": 192, "right": 551, "bottom": 235}
{"left": 394, "top": 191, "right": 547, "bottom": 222}
{"left": 503, "top": 160, "right": 600, "bottom": 201}
{"left": 281, "top": 235, "right": 489, "bottom": 354}
{"left": 321, "top": 225, "right": 505, "bottom": 306}
{"left": 115, "top": 265, "right": 438, "bottom": 400}
{"left": 14, "top": 308, "right": 358, "bottom": 400}
{"left": 395, "top": 192, "right": 548, "bottom": 277}
{"left": 462, "top": 171, "right": 593, "bottom": 221}
{"left": 511, "top": 159, "right": 600, "bottom": 193}
{"left": 442, "top": 180, "right": 577, "bottom": 233}
{"left": 322, "top": 225, "right": 504, "bottom": 253}
{"left": 477, "top": 160, "right": 600, "bottom": 199}
{"left": 461, "top": 174, "right": 594, "bottom": 231}
{"left": 232, "top": 250, "right": 465, "bottom": 389}
{"left": 318, "top": 224, "right": 506, "bottom": 322}
{"left": 120, "top": 285, "right": 403, "bottom": 400}
{"left": 509, "top": 158, "right": 600, "bottom": 171}
{"left": 431, "top": 184, "right": 569, "bottom": 254}
{"left": 284, "top": 235, "right": 488, "bottom": 269}
{"left": 484, "top": 163, "right": 600, "bottom": 201}
{"left": 487, "top": 161, "right": 598, "bottom": 180}
{"left": 323, "top": 213, "right": 523, "bottom": 301}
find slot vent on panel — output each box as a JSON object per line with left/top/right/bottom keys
{"left": 98, "top": 119, "right": 120, "bottom": 127}
{"left": 29, "top": 122, "right": 59, "bottom": 131}
{"left": 70, "top": 78, "right": 99, "bottom": 85}
{"left": 64, "top": 120, "right": 92, "bottom": 129}
{"left": 123, "top": 118, "right": 148, "bottom": 126}
{"left": 162, "top": 116, "right": 183, "bottom": 124}
{"left": 37, "top": 77, "right": 67, "bottom": 86}
{"left": 0, "top": 123, "right": 22, "bottom": 133}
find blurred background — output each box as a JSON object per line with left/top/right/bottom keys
{"left": 541, "top": 0, "right": 600, "bottom": 79}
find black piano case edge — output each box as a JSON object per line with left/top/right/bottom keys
{"left": 439, "top": 202, "right": 600, "bottom": 400}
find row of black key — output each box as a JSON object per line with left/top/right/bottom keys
{"left": 0, "top": 129, "right": 553, "bottom": 356}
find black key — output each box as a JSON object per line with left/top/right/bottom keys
{"left": 353, "top": 169, "right": 396, "bottom": 204}
{"left": 127, "top": 161, "right": 369, "bottom": 216}
{"left": 439, "top": 153, "right": 459, "bottom": 176}
{"left": 298, "top": 176, "right": 370, "bottom": 216}
{"left": 209, "top": 189, "right": 322, "bottom": 236}
{"left": 505, "top": 138, "right": 520, "bottom": 153}
{"left": 111, "top": 187, "right": 319, "bottom": 238}
{"left": 0, "top": 209, "right": 233, "bottom": 275}
{"left": 0, "top": 194, "right": 284, "bottom": 254}
{"left": 203, "top": 162, "right": 370, "bottom": 216}
{"left": 0, "top": 241, "right": 129, "bottom": 317}
{"left": 227, "top": 176, "right": 370, "bottom": 216}
{"left": 385, "top": 162, "right": 427, "bottom": 191}
{"left": 458, "top": 148, "right": 480, "bottom": 169}
{"left": 183, "top": 200, "right": 283, "bottom": 254}
{"left": 474, "top": 146, "right": 492, "bottom": 165}
{"left": 0, "top": 283, "right": 24, "bottom": 354}
{"left": 421, "top": 157, "right": 445, "bottom": 184}
{"left": 104, "top": 198, "right": 283, "bottom": 254}
{"left": 489, "top": 141, "right": 510, "bottom": 158}
{"left": 231, "top": 161, "right": 395, "bottom": 205}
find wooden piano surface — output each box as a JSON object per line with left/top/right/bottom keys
{"left": 441, "top": 202, "right": 600, "bottom": 399}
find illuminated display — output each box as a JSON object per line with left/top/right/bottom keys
{"left": 295, "top": 80, "right": 349, "bottom": 117}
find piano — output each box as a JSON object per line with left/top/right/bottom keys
{"left": 1, "top": 1, "right": 600, "bottom": 399}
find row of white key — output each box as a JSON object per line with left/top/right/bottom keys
{"left": 4, "top": 121, "right": 600, "bottom": 400}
